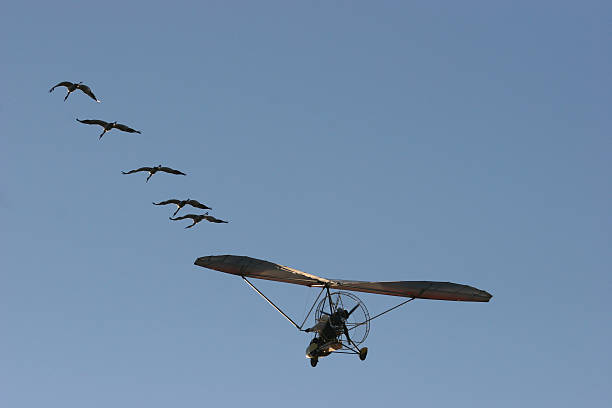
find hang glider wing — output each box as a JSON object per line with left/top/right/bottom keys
{"left": 194, "top": 255, "right": 492, "bottom": 302}
{"left": 194, "top": 255, "right": 330, "bottom": 287}
{"left": 329, "top": 280, "right": 492, "bottom": 302}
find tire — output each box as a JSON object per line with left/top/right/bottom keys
{"left": 359, "top": 347, "right": 368, "bottom": 361}
{"left": 310, "top": 357, "right": 318, "bottom": 367}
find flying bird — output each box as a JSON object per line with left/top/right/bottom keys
{"left": 122, "top": 165, "right": 186, "bottom": 182}
{"left": 169, "top": 213, "right": 228, "bottom": 229}
{"left": 153, "top": 199, "right": 212, "bottom": 216}
{"left": 76, "top": 118, "right": 141, "bottom": 139}
{"left": 49, "top": 81, "right": 100, "bottom": 102}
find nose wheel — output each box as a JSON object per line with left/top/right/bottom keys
{"left": 310, "top": 357, "right": 318, "bottom": 367}
{"left": 359, "top": 347, "right": 368, "bottom": 361}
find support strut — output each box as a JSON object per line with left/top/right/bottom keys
{"left": 349, "top": 297, "right": 416, "bottom": 331}
{"left": 242, "top": 276, "right": 325, "bottom": 331}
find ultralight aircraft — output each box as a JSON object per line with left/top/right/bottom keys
{"left": 195, "top": 255, "right": 492, "bottom": 367}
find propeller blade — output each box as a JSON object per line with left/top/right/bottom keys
{"left": 347, "top": 304, "right": 360, "bottom": 317}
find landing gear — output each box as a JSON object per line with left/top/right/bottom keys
{"left": 359, "top": 347, "right": 368, "bottom": 361}
{"left": 310, "top": 357, "right": 318, "bottom": 367}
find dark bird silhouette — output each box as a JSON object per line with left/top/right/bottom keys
{"left": 169, "top": 212, "right": 228, "bottom": 229}
{"left": 49, "top": 81, "right": 100, "bottom": 102}
{"left": 76, "top": 118, "right": 141, "bottom": 139}
{"left": 122, "top": 165, "right": 186, "bottom": 182}
{"left": 153, "top": 198, "right": 212, "bottom": 216}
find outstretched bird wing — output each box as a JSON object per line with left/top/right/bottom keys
{"left": 170, "top": 214, "right": 199, "bottom": 221}
{"left": 76, "top": 118, "right": 109, "bottom": 127}
{"left": 76, "top": 84, "right": 100, "bottom": 102}
{"left": 153, "top": 199, "right": 182, "bottom": 206}
{"left": 122, "top": 167, "right": 153, "bottom": 175}
{"left": 49, "top": 81, "right": 73, "bottom": 92}
{"left": 203, "top": 215, "right": 228, "bottom": 223}
{"left": 186, "top": 199, "right": 211, "bottom": 210}
{"left": 114, "top": 123, "right": 141, "bottom": 134}
{"left": 159, "top": 167, "right": 186, "bottom": 175}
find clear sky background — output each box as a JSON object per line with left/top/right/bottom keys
{"left": 1, "top": 1, "right": 610, "bottom": 407}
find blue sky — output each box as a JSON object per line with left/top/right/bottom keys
{"left": 1, "top": 1, "right": 610, "bottom": 407}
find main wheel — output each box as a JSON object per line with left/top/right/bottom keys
{"left": 310, "top": 357, "right": 318, "bottom": 367}
{"left": 315, "top": 291, "right": 370, "bottom": 345}
{"left": 359, "top": 347, "right": 368, "bottom": 361}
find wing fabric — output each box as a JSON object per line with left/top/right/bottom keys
{"left": 329, "top": 280, "right": 491, "bottom": 302}
{"left": 194, "top": 255, "right": 492, "bottom": 302}
{"left": 194, "top": 255, "right": 330, "bottom": 287}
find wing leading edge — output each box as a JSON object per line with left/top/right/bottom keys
{"left": 194, "top": 255, "right": 492, "bottom": 302}
{"left": 329, "top": 280, "right": 491, "bottom": 302}
{"left": 194, "top": 255, "right": 330, "bottom": 286}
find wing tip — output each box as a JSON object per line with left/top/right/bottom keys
{"left": 194, "top": 255, "right": 219, "bottom": 267}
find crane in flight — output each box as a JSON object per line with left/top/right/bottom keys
{"left": 49, "top": 81, "right": 100, "bottom": 103}
{"left": 153, "top": 199, "right": 212, "bottom": 216}
{"left": 169, "top": 213, "right": 228, "bottom": 228}
{"left": 122, "top": 165, "right": 186, "bottom": 182}
{"left": 76, "top": 118, "right": 141, "bottom": 139}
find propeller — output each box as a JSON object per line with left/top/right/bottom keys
{"left": 347, "top": 304, "right": 360, "bottom": 317}
{"left": 337, "top": 303, "right": 362, "bottom": 349}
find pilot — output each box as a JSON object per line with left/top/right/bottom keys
{"left": 305, "top": 314, "right": 329, "bottom": 334}
{"left": 306, "top": 309, "right": 350, "bottom": 342}
{"left": 318, "top": 309, "right": 347, "bottom": 341}
{"left": 330, "top": 308, "right": 349, "bottom": 328}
